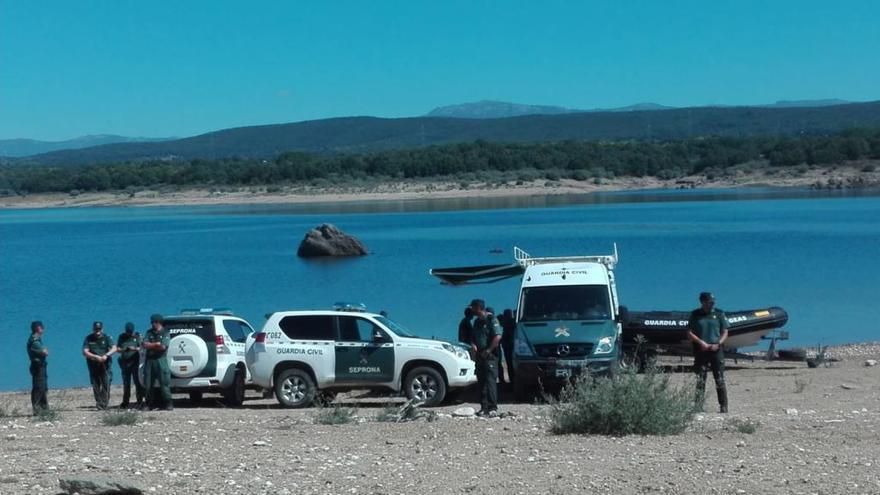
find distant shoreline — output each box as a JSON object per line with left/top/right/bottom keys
{"left": 1, "top": 164, "right": 878, "bottom": 210}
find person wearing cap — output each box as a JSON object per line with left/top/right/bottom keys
{"left": 117, "top": 322, "right": 144, "bottom": 409}
{"left": 687, "top": 292, "right": 729, "bottom": 413}
{"left": 469, "top": 299, "right": 502, "bottom": 417}
{"left": 142, "top": 314, "right": 173, "bottom": 411}
{"left": 82, "top": 321, "right": 117, "bottom": 410}
{"left": 27, "top": 321, "right": 49, "bottom": 414}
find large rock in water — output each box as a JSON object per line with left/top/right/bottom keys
{"left": 59, "top": 476, "right": 145, "bottom": 495}
{"left": 297, "top": 224, "right": 368, "bottom": 258}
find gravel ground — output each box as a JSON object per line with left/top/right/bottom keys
{"left": 1, "top": 344, "right": 878, "bottom": 495}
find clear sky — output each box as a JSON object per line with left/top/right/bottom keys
{"left": 1, "top": 0, "right": 878, "bottom": 141}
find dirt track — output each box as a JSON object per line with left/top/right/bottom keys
{"left": 1, "top": 344, "right": 878, "bottom": 495}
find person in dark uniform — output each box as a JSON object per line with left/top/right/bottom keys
{"left": 687, "top": 292, "right": 729, "bottom": 413}
{"left": 82, "top": 321, "right": 117, "bottom": 410}
{"left": 458, "top": 307, "right": 474, "bottom": 345}
{"left": 117, "top": 322, "right": 144, "bottom": 409}
{"left": 142, "top": 314, "right": 173, "bottom": 411}
{"left": 27, "top": 321, "right": 49, "bottom": 414}
{"left": 500, "top": 309, "right": 516, "bottom": 385}
{"left": 487, "top": 306, "right": 506, "bottom": 385}
{"left": 469, "top": 299, "right": 501, "bottom": 417}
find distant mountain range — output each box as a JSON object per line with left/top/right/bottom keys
{"left": 0, "top": 134, "right": 172, "bottom": 158}
{"left": 6, "top": 99, "right": 879, "bottom": 166}
{"left": 424, "top": 99, "right": 851, "bottom": 119}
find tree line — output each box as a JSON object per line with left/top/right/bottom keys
{"left": 2, "top": 129, "right": 879, "bottom": 195}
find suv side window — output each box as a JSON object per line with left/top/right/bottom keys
{"left": 222, "top": 320, "right": 249, "bottom": 343}
{"left": 337, "top": 316, "right": 379, "bottom": 342}
{"left": 279, "top": 315, "right": 335, "bottom": 341}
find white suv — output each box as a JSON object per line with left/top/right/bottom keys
{"left": 245, "top": 306, "right": 476, "bottom": 407}
{"left": 145, "top": 309, "right": 255, "bottom": 406}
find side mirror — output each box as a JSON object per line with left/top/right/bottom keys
{"left": 616, "top": 305, "right": 630, "bottom": 325}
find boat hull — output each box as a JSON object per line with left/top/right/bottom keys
{"left": 623, "top": 306, "right": 789, "bottom": 352}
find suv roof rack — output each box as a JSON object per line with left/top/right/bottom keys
{"left": 514, "top": 244, "right": 618, "bottom": 269}
{"left": 333, "top": 302, "right": 368, "bottom": 312}
{"left": 180, "top": 307, "right": 235, "bottom": 316}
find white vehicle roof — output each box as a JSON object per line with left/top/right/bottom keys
{"left": 522, "top": 261, "right": 611, "bottom": 287}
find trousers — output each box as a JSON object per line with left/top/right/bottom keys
{"left": 694, "top": 348, "right": 728, "bottom": 409}
{"left": 30, "top": 362, "right": 48, "bottom": 413}
{"left": 476, "top": 357, "right": 499, "bottom": 412}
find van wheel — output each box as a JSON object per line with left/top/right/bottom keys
{"left": 224, "top": 367, "right": 246, "bottom": 407}
{"left": 275, "top": 369, "right": 316, "bottom": 408}
{"left": 404, "top": 367, "right": 446, "bottom": 406}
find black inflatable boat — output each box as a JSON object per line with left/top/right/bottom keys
{"left": 623, "top": 306, "right": 789, "bottom": 352}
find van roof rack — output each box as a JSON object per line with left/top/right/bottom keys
{"left": 333, "top": 302, "right": 368, "bottom": 312}
{"left": 180, "top": 307, "right": 235, "bottom": 316}
{"left": 514, "top": 244, "right": 618, "bottom": 269}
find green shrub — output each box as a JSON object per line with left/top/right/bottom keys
{"left": 0, "top": 401, "right": 21, "bottom": 418}
{"left": 374, "top": 404, "right": 399, "bottom": 423}
{"left": 314, "top": 406, "right": 355, "bottom": 425}
{"left": 549, "top": 368, "right": 696, "bottom": 436}
{"left": 100, "top": 410, "right": 141, "bottom": 426}
{"left": 32, "top": 407, "right": 60, "bottom": 423}
{"left": 726, "top": 417, "right": 759, "bottom": 434}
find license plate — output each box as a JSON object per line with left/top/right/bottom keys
{"left": 555, "top": 369, "right": 572, "bottom": 378}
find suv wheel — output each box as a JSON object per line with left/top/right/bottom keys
{"left": 275, "top": 369, "right": 316, "bottom": 408}
{"left": 224, "top": 367, "right": 246, "bottom": 407}
{"left": 404, "top": 366, "right": 446, "bottom": 406}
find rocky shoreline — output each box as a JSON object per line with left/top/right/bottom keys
{"left": 1, "top": 342, "right": 878, "bottom": 494}
{"left": 1, "top": 164, "right": 878, "bottom": 210}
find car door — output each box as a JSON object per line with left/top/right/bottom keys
{"left": 222, "top": 319, "right": 251, "bottom": 361}
{"left": 334, "top": 316, "right": 395, "bottom": 383}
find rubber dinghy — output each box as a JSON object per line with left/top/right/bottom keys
{"left": 623, "top": 306, "right": 788, "bottom": 353}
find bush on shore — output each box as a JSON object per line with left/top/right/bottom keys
{"left": 549, "top": 368, "right": 697, "bottom": 436}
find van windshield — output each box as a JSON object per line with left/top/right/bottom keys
{"left": 375, "top": 316, "right": 419, "bottom": 338}
{"left": 520, "top": 285, "right": 611, "bottom": 322}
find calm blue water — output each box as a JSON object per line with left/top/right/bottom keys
{"left": 2, "top": 189, "right": 879, "bottom": 391}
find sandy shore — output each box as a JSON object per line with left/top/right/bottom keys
{"left": 2, "top": 164, "right": 878, "bottom": 210}
{"left": 1, "top": 343, "right": 878, "bottom": 494}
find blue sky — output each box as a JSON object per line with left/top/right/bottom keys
{"left": 1, "top": 0, "right": 878, "bottom": 141}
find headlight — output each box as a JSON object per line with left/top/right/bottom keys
{"left": 514, "top": 338, "right": 533, "bottom": 357}
{"left": 595, "top": 336, "right": 615, "bottom": 354}
{"left": 443, "top": 343, "right": 470, "bottom": 360}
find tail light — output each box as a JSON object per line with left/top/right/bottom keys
{"left": 215, "top": 335, "right": 230, "bottom": 354}
{"left": 254, "top": 332, "right": 267, "bottom": 343}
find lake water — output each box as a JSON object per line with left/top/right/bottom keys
{"left": 2, "top": 188, "right": 879, "bottom": 391}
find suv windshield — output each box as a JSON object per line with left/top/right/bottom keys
{"left": 375, "top": 316, "right": 419, "bottom": 338}
{"left": 520, "top": 285, "right": 611, "bottom": 322}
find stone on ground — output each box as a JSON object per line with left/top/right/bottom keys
{"left": 59, "top": 476, "right": 145, "bottom": 495}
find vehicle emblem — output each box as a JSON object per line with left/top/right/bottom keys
{"left": 359, "top": 351, "right": 369, "bottom": 365}
{"left": 178, "top": 341, "right": 187, "bottom": 353}
{"left": 557, "top": 344, "right": 570, "bottom": 356}
{"left": 554, "top": 326, "right": 570, "bottom": 338}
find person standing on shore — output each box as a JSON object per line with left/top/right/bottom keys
{"left": 687, "top": 292, "right": 729, "bottom": 413}
{"left": 142, "top": 314, "right": 173, "bottom": 411}
{"left": 469, "top": 299, "right": 501, "bottom": 417}
{"left": 117, "top": 322, "right": 144, "bottom": 409}
{"left": 458, "top": 306, "right": 474, "bottom": 345}
{"left": 500, "top": 308, "right": 516, "bottom": 385}
{"left": 27, "top": 321, "right": 49, "bottom": 414}
{"left": 82, "top": 321, "right": 117, "bottom": 410}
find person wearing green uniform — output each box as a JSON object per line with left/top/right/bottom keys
{"left": 142, "top": 314, "right": 173, "bottom": 411}
{"left": 27, "top": 321, "right": 49, "bottom": 414}
{"left": 117, "top": 322, "right": 144, "bottom": 409}
{"left": 687, "top": 292, "right": 729, "bottom": 413}
{"left": 469, "top": 299, "right": 502, "bottom": 417}
{"left": 82, "top": 321, "right": 117, "bottom": 410}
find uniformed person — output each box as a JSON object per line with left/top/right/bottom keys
{"left": 117, "top": 322, "right": 144, "bottom": 409}
{"left": 687, "top": 292, "right": 729, "bottom": 413}
{"left": 82, "top": 321, "right": 117, "bottom": 410}
{"left": 458, "top": 307, "right": 474, "bottom": 345}
{"left": 27, "top": 321, "right": 49, "bottom": 414}
{"left": 469, "top": 299, "right": 501, "bottom": 417}
{"left": 142, "top": 314, "right": 173, "bottom": 411}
